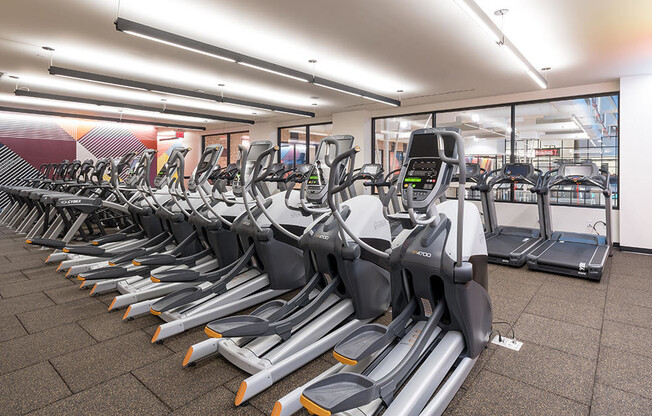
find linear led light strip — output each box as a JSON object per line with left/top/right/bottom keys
{"left": 0, "top": 105, "right": 206, "bottom": 130}
{"left": 48, "top": 66, "right": 314, "bottom": 118}
{"left": 114, "top": 18, "right": 400, "bottom": 107}
{"left": 14, "top": 89, "right": 255, "bottom": 124}
{"left": 452, "top": 0, "right": 548, "bottom": 89}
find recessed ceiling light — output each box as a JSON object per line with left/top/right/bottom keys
{"left": 396, "top": 89, "right": 404, "bottom": 93}
{"left": 42, "top": 46, "right": 55, "bottom": 51}
{"left": 308, "top": 59, "right": 317, "bottom": 64}
{"left": 541, "top": 67, "right": 551, "bottom": 71}
{"left": 493, "top": 9, "right": 508, "bottom": 16}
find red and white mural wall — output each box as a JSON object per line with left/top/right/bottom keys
{"left": 0, "top": 112, "right": 158, "bottom": 208}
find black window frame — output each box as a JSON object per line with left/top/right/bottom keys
{"left": 371, "top": 91, "right": 620, "bottom": 210}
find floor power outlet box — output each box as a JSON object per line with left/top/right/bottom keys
{"left": 491, "top": 335, "right": 523, "bottom": 351}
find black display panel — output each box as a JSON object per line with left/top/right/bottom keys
{"left": 504, "top": 164, "right": 530, "bottom": 178}
{"left": 408, "top": 134, "right": 439, "bottom": 158}
{"left": 403, "top": 158, "right": 442, "bottom": 190}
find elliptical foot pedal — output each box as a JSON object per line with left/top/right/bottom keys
{"left": 301, "top": 373, "right": 378, "bottom": 415}
{"left": 151, "top": 269, "right": 200, "bottom": 283}
{"left": 333, "top": 324, "right": 389, "bottom": 364}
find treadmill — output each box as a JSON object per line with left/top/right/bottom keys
{"left": 527, "top": 162, "right": 613, "bottom": 281}
{"left": 476, "top": 162, "right": 546, "bottom": 266}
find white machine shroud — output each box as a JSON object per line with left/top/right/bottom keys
{"left": 254, "top": 191, "right": 316, "bottom": 230}
{"left": 436, "top": 200, "right": 487, "bottom": 260}
{"left": 340, "top": 195, "right": 391, "bottom": 244}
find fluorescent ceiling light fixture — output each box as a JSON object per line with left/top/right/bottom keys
{"left": 237, "top": 62, "right": 310, "bottom": 82}
{"left": 451, "top": 0, "right": 548, "bottom": 89}
{"left": 14, "top": 89, "right": 254, "bottom": 124}
{"left": 115, "top": 18, "right": 400, "bottom": 106}
{"left": 452, "top": 0, "right": 501, "bottom": 43}
{"left": 0, "top": 105, "right": 205, "bottom": 130}
{"left": 312, "top": 77, "right": 401, "bottom": 106}
{"left": 121, "top": 30, "right": 236, "bottom": 62}
{"left": 48, "top": 66, "right": 314, "bottom": 118}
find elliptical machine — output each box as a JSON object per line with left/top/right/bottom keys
{"left": 299, "top": 128, "right": 491, "bottom": 416}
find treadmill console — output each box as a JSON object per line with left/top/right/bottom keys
{"left": 503, "top": 163, "right": 532, "bottom": 179}
{"left": 360, "top": 164, "right": 382, "bottom": 176}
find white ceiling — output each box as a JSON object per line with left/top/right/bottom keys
{"left": 0, "top": 0, "right": 650, "bottom": 129}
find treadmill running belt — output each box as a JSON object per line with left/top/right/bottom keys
{"left": 486, "top": 234, "right": 535, "bottom": 258}
{"left": 535, "top": 241, "right": 599, "bottom": 269}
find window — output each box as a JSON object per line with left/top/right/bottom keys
{"left": 371, "top": 92, "right": 619, "bottom": 208}
{"left": 202, "top": 131, "right": 249, "bottom": 168}
{"left": 229, "top": 132, "right": 250, "bottom": 165}
{"left": 278, "top": 123, "right": 333, "bottom": 168}
{"left": 374, "top": 113, "right": 433, "bottom": 175}
{"left": 437, "top": 107, "right": 512, "bottom": 202}
{"left": 514, "top": 95, "right": 618, "bottom": 208}
{"left": 203, "top": 134, "right": 228, "bottom": 169}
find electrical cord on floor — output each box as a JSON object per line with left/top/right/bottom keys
{"left": 492, "top": 320, "right": 516, "bottom": 340}
{"left": 592, "top": 220, "right": 607, "bottom": 235}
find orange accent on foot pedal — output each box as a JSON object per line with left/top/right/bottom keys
{"left": 150, "top": 276, "right": 160, "bottom": 283}
{"left": 92, "top": 241, "right": 99, "bottom": 245}
{"left": 79, "top": 281, "right": 85, "bottom": 288}
{"left": 122, "top": 306, "right": 131, "bottom": 320}
{"left": 204, "top": 327, "right": 222, "bottom": 339}
{"left": 108, "top": 298, "right": 116, "bottom": 310}
{"left": 150, "top": 308, "right": 161, "bottom": 316}
{"left": 62, "top": 248, "right": 69, "bottom": 253}
{"left": 90, "top": 284, "right": 97, "bottom": 295}
{"left": 271, "top": 402, "right": 283, "bottom": 416}
{"left": 25, "top": 239, "right": 32, "bottom": 244}
{"left": 182, "top": 347, "right": 193, "bottom": 367}
{"left": 56, "top": 263, "right": 61, "bottom": 271}
{"left": 152, "top": 326, "right": 161, "bottom": 343}
{"left": 333, "top": 351, "right": 357, "bottom": 365}
{"left": 235, "top": 381, "right": 247, "bottom": 406}
{"left": 132, "top": 260, "right": 141, "bottom": 266}
{"left": 300, "top": 395, "right": 331, "bottom": 416}
{"left": 108, "top": 262, "right": 115, "bottom": 266}
{"left": 77, "top": 275, "right": 85, "bottom": 281}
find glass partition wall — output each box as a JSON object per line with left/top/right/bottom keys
{"left": 372, "top": 93, "right": 619, "bottom": 208}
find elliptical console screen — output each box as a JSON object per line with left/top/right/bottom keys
{"left": 307, "top": 165, "right": 325, "bottom": 187}
{"left": 504, "top": 164, "right": 530, "bottom": 178}
{"left": 403, "top": 159, "right": 442, "bottom": 191}
{"left": 408, "top": 134, "right": 439, "bottom": 158}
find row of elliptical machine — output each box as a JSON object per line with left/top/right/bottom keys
{"left": 141, "top": 136, "right": 364, "bottom": 343}
{"left": 179, "top": 136, "right": 394, "bottom": 406}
